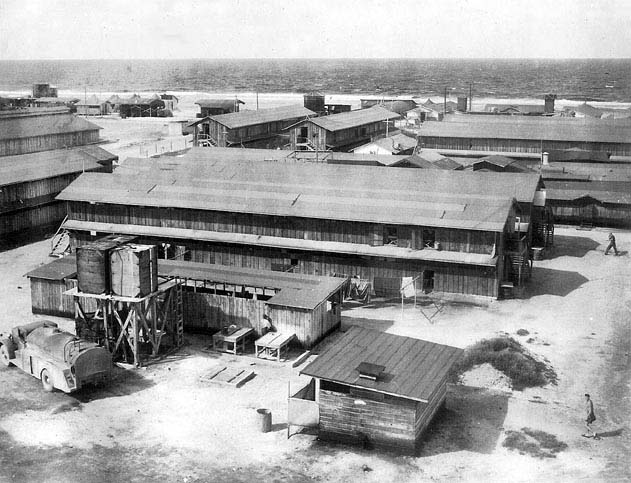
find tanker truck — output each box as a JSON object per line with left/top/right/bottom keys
{"left": 0, "top": 320, "right": 111, "bottom": 393}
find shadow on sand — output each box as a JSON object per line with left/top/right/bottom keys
{"left": 546, "top": 234, "right": 600, "bottom": 259}
{"left": 596, "top": 427, "right": 624, "bottom": 438}
{"left": 420, "top": 385, "right": 510, "bottom": 456}
{"left": 524, "top": 267, "right": 589, "bottom": 297}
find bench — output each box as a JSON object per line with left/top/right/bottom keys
{"left": 212, "top": 327, "right": 254, "bottom": 355}
{"left": 255, "top": 332, "right": 296, "bottom": 362}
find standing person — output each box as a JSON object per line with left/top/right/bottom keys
{"left": 604, "top": 232, "right": 619, "bottom": 255}
{"left": 582, "top": 393, "right": 598, "bottom": 438}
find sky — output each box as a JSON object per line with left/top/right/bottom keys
{"left": 0, "top": 0, "right": 629, "bottom": 59}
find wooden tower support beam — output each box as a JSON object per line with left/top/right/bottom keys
{"left": 66, "top": 279, "right": 182, "bottom": 367}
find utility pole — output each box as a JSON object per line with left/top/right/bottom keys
{"left": 444, "top": 87, "right": 447, "bottom": 116}
{"left": 469, "top": 82, "right": 473, "bottom": 112}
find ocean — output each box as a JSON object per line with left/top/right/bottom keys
{"left": 0, "top": 58, "right": 630, "bottom": 103}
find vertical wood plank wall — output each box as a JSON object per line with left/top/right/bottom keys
{"left": 0, "top": 130, "right": 100, "bottom": 157}
{"left": 318, "top": 387, "right": 418, "bottom": 453}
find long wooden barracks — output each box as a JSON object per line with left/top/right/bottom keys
{"left": 56, "top": 159, "right": 546, "bottom": 299}
{"left": 418, "top": 115, "right": 631, "bottom": 157}
{"left": 0, "top": 108, "right": 102, "bottom": 157}
{"left": 0, "top": 146, "right": 115, "bottom": 245}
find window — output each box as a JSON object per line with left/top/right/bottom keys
{"left": 383, "top": 225, "right": 398, "bottom": 245}
{"left": 422, "top": 228, "right": 436, "bottom": 248}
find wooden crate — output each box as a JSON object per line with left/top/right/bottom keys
{"left": 76, "top": 235, "right": 137, "bottom": 294}
{"left": 110, "top": 244, "right": 158, "bottom": 298}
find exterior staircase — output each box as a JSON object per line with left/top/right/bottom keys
{"left": 49, "top": 217, "right": 71, "bottom": 257}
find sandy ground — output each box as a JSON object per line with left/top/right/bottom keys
{"left": 0, "top": 226, "right": 629, "bottom": 482}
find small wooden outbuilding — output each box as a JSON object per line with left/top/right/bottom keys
{"left": 296, "top": 326, "right": 463, "bottom": 453}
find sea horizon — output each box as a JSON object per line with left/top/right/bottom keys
{"left": 1, "top": 58, "right": 630, "bottom": 104}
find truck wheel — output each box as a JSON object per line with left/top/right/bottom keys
{"left": 0, "top": 345, "right": 10, "bottom": 367}
{"left": 41, "top": 369, "right": 54, "bottom": 392}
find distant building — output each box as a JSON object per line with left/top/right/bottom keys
{"left": 288, "top": 106, "right": 400, "bottom": 152}
{"left": 418, "top": 115, "right": 631, "bottom": 156}
{"left": 32, "top": 83, "right": 58, "bottom": 98}
{"left": 352, "top": 132, "right": 417, "bottom": 155}
{"left": 193, "top": 105, "right": 314, "bottom": 148}
{"left": 76, "top": 95, "right": 110, "bottom": 116}
{"left": 360, "top": 98, "right": 417, "bottom": 114}
{"left": 119, "top": 95, "right": 167, "bottom": 118}
{"left": 466, "top": 155, "right": 533, "bottom": 173}
{"left": 324, "top": 102, "right": 352, "bottom": 115}
{"left": 195, "top": 98, "right": 244, "bottom": 117}
{"left": 160, "top": 94, "right": 179, "bottom": 112}
{"left": 389, "top": 151, "right": 462, "bottom": 170}
{"left": 0, "top": 109, "right": 101, "bottom": 157}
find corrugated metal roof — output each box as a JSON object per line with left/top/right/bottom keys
{"left": 210, "top": 105, "right": 315, "bottom": 129}
{"left": 57, "top": 160, "right": 528, "bottom": 231}
{"left": 302, "top": 106, "right": 400, "bottom": 132}
{"left": 0, "top": 112, "right": 101, "bottom": 141}
{"left": 61, "top": 220, "right": 500, "bottom": 265}
{"left": 195, "top": 98, "right": 245, "bottom": 109}
{"left": 420, "top": 115, "right": 631, "bottom": 144}
{"left": 0, "top": 146, "right": 112, "bottom": 186}
{"left": 25, "top": 256, "right": 76, "bottom": 280}
{"left": 301, "top": 326, "right": 463, "bottom": 402}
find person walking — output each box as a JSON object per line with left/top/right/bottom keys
{"left": 582, "top": 393, "right": 599, "bottom": 438}
{"left": 604, "top": 232, "right": 619, "bottom": 255}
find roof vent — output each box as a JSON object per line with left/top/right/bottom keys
{"left": 356, "top": 362, "right": 386, "bottom": 381}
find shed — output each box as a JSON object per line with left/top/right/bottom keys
{"left": 195, "top": 98, "right": 244, "bottom": 117}
{"left": 297, "top": 326, "right": 463, "bottom": 453}
{"left": 25, "top": 257, "right": 97, "bottom": 317}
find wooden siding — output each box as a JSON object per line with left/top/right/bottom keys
{"left": 0, "top": 130, "right": 100, "bottom": 157}
{"left": 420, "top": 135, "right": 631, "bottom": 157}
{"left": 269, "top": 298, "right": 341, "bottom": 348}
{"left": 318, "top": 386, "right": 418, "bottom": 453}
{"left": 208, "top": 117, "right": 306, "bottom": 147}
{"left": 414, "top": 378, "right": 447, "bottom": 439}
{"left": 549, "top": 201, "right": 631, "bottom": 228}
{"left": 30, "top": 278, "right": 97, "bottom": 318}
{"left": 68, "top": 202, "right": 497, "bottom": 255}
{"left": 182, "top": 290, "right": 266, "bottom": 333}
{"left": 69, "top": 231, "right": 500, "bottom": 299}
{"left": 172, "top": 286, "right": 341, "bottom": 347}
{"left": 1, "top": 202, "right": 66, "bottom": 239}
{"left": 1, "top": 173, "right": 84, "bottom": 215}
{"left": 291, "top": 120, "right": 391, "bottom": 151}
